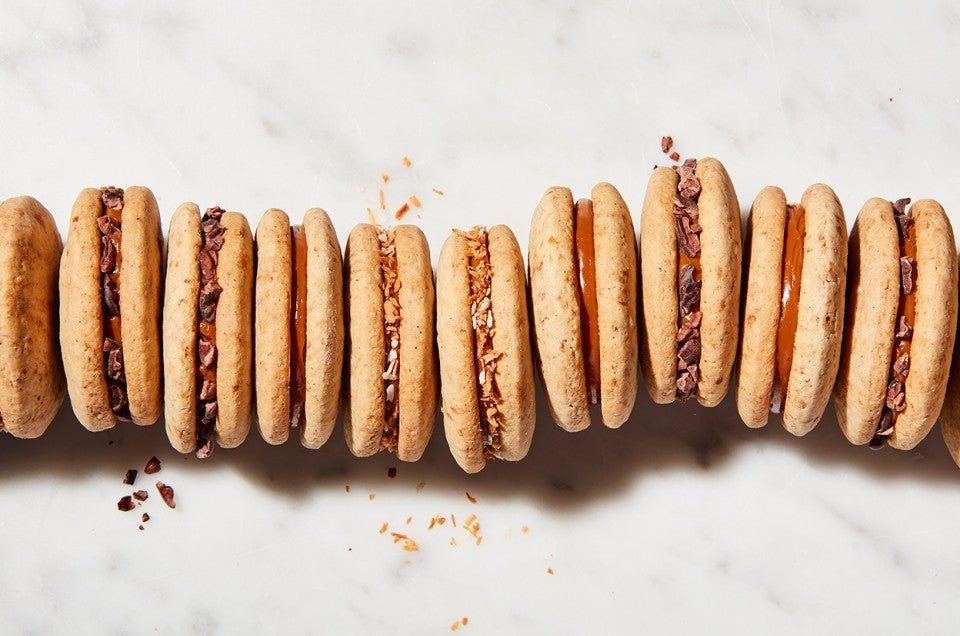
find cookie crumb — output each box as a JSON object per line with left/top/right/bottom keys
{"left": 451, "top": 620, "right": 461, "bottom": 632}
{"left": 366, "top": 208, "right": 377, "bottom": 225}
{"left": 547, "top": 567, "right": 554, "bottom": 575}
{"left": 123, "top": 469, "right": 137, "bottom": 485}
{"left": 432, "top": 188, "right": 444, "bottom": 196}
{"left": 390, "top": 532, "right": 419, "bottom": 552}
{"left": 394, "top": 202, "right": 410, "bottom": 220}
{"left": 409, "top": 195, "right": 421, "bottom": 209}
{"left": 406, "top": 516, "right": 412, "bottom": 525}
{"left": 381, "top": 173, "right": 390, "bottom": 183}
{"left": 521, "top": 525, "right": 529, "bottom": 534}
{"left": 379, "top": 522, "right": 389, "bottom": 534}
{"left": 378, "top": 189, "right": 385, "bottom": 211}
{"left": 144, "top": 456, "right": 161, "bottom": 474}
{"left": 369, "top": 493, "right": 376, "bottom": 501}
{"left": 402, "top": 156, "right": 412, "bottom": 168}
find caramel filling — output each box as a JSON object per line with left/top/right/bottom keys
{"left": 378, "top": 229, "right": 400, "bottom": 453}
{"left": 770, "top": 204, "right": 806, "bottom": 413}
{"left": 195, "top": 207, "right": 226, "bottom": 458}
{"left": 871, "top": 198, "right": 916, "bottom": 448}
{"left": 457, "top": 227, "right": 504, "bottom": 458}
{"left": 674, "top": 159, "right": 703, "bottom": 400}
{"left": 97, "top": 186, "right": 130, "bottom": 420}
{"left": 289, "top": 225, "right": 308, "bottom": 427}
{"left": 573, "top": 199, "right": 601, "bottom": 405}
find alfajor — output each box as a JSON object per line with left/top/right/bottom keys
{"left": 737, "top": 184, "right": 847, "bottom": 434}
{"left": 343, "top": 224, "right": 437, "bottom": 461}
{"left": 640, "top": 158, "right": 742, "bottom": 406}
{"left": 0, "top": 196, "right": 65, "bottom": 438}
{"left": 835, "top": 198, "right": 957, "bottom": 449}
{"left": 60, "top": 186, "right": 163, "bottom": 431}
{"left": 254, "top": 208, "right": 344, "bottom": 448}
{"left": 437, "top": 225, "right": 535, "bottom": 472}
{"left": 939, "top": 301, "right": 960, "bottom": 467}
{"left": 164, "top": 204, "right": 254, "bottom": 457}
{"left": 528, "top": 183, "right": 638, "bottom": 432}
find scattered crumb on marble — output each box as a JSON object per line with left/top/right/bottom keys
{"left": 450, "top": 537, "right": 457, "bottom": 546}
{"left": 379, "top": 522, "right": 389, "bottom": 534}
{"left": 390, "top": 532, "right": 419, "bottom": 552}
{"left": 409, "top": 195, "right": 421, "bottom": 208}
{"left": 402, "top": 156, "right": 412, "bottom": 168}
{"left": 465, "top": 492, "right": 477, "bottom": 504}
{"left": 521, "top": 525, "right": 529, "bottom": 534}
{"left": 381, "top": 173, "right": 390, "bottom": 183}
{"left": 369, "top": 493, "right": 375, "bottom": 501}
{"left": 123, "top": 469, "right": 137, "bottom": 485}
{"left": 345, "top": 485, "right": 350, "bottom": 493}
{"left": 405, "top": 516, "right": 412, "bottom": 525}
{"left": 451, "top": 620, "right": 460, "bottom": 632}
{"left": 366, "top": 208, "right": 376, "bottom": 225}
{"left": 144, "top": 456, "right": 161, "bottom": 474}
{"left": 432, "top": 188, "right": 444, "bottom": 196}
{"left": 388, "top": 467, "right": 397, "bottom": 479}
{"left": 547, "top": 567, "right": 554, "bottom": 575}
{"left": 394, "top": 202, "right": 410, "bottom": 220}
{"left": 379, "top": 189, "right": 385, "bottom": 210}
{"left": 416, "top": 480, "right": 426, "bottom": 492}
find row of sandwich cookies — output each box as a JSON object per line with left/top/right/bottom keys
{"left": 0, "top": 157, "right": 957, "bottom": 473}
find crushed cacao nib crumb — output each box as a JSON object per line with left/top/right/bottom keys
{"left": 123, "top": 469, "right": 137, "bottom": 485}
{"left": 893, "top": 353, "right": 910, "bottom": 377}
{"left": 895, "top": 316, "right": 913, "bottom": 339}
{"left": 156, "top": 482, "right": 176, "bottom": 509}
{"left": 142, "top": 512, "right": 150, "bottom": 523}
{"left": 661, "top": 136, "right": 674, "bottom": 153}
{"left": 101, "top": 186, "right": 124, "bottom": 211}
{"left": 97, "top": 187, "right": 130, "bottom": 420}
{"left": 144, "top": 456, "right": 161, "bottom": 474}
{"left": 673, "top": 159, "right": 703, "bottom": 400}
{"left": 456, "top": 226, "right": 504, "bottom": 458}
{"left": 195, "top": 207, "right": 226, "bottom": 458}
{"left": 378, "top": 229, "right": 401, "bottom": 453}
{"left": 117, "top": 496, "right": 135, "bottom": 512}
{"left": 892, "top": 197, "right": 911, "bottom": 216}
{"left": 669, "top": 151, "right": 680, "bottom": 162}
{"left": 108, "top": 385, "right": 127, "bottom": 413}
{"left": 132, "top": 490, "right": 149, "bottom": 502}
{"left": 900, "top": 256, "right": 915, "bottom": 294}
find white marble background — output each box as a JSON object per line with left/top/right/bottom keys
{"left": 2, "top": 1, "right": 960, "bottom": 634}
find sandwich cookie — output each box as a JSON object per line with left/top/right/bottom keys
{"left": 528, "top": 182, "right": 638, "bottom": 432}
{"left": 437, "top": 225, "right": 535, "bottom": 473}
{"left": 834, "top": 197, "right": 957, "bottom": 449}
{"left": 737, "top": 184, "right": 847, "bottom": 433}
{"left": 254, "top": 208, "right": 344, "bottom": 448}
{"left": 164, "top": 204, "right": 254, "bottom": 457}
{"left": 343, "top": 224, "right": 437, "bottom": 461}
{"left": 939, "top": 298, "right": 960, "bottom": 467}
{"left": 639, "top": 158, "right": 741, "bottom": 406}
{"left": 0, "top": 196, "right": 65, "bottom": 438}
{"left": 60, "top": 187, "right": 163, "bottom": 431}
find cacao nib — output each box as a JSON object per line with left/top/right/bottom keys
{"left": 103, "top": 337, "right": 121, "bottom": 352}
{"left": 885, "top": 381, "right": 904, "bottom": 410}
{"left": 199, "top": 249, "right": 217, "bottom": 281}
{"left": 895, "top": 316, "right": 913, "bottom": 339}
{"left": 900, "top": 256, "right": 915, "bottom": 294}
{"left": 661, "top": 136, "right": 673, "bottom": 153}
{"left": 198, "top": 281, "right": 222, "bottom": 322}
{"left": 895, "top": 213, "right": 914, "bottom": 240}
{"left": 100, "top": 236, "right": 117, "bottom": 273}
{"left": 676, "top": 370, "right": 697, "bottom": 398}
{"left": 678, "top": 266, "right": 701, "bottom": 313}
{"left": 144, "top": 456, "right": 161, "bottom": 474}
{"left": 678, "top": 338, "right": 701, "bottom": 368}
{"left": 142, "top": 512, "right": 150, "bottom": 523}
{"left": 108, "top": 385, "right": 127, "bottom": 412}
{"left": 156, "top": 482, "right": 176, "bottom": 509}
{"left": 893, "top": 353, "right": 910, "bottom": 377}
{"left": 892, "top": 197, "right": 911, "bottom": 216}
{"left": 106, "top": 348, "right": 124, "bottom": 381}
{"left": 132, "top": 490, "right": 149, "bottom": 502}
{"left": 117, "top": 496, "right": 135, "bottom": 512}
{"left": 198, "top": 338, "right": 216, "bottom": 368}
{"left": 123, "top": 469, "right": 137, "bottom": 485}
{"left": 101, "top": 186, "right": 124, "bottom": 211}
{"left": 676, "top": 214, "right": 702, "bottom": 258}
{"left": 102, "top": 278, "right": 120, "bottom": 316}
{"left": 96, "top": 214, "right": 120, "bottom": 237}
{"left": 202, "top": 401, "right": 218, "bottom": 424}
{"left": 199, "top": 379, "right": 216, "bottom": 401}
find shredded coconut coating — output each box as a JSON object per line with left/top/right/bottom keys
{"left": 378, "top": 229, "right": 401, "bottom": 452}
{"left": 456, "top": 226, "right": 504, "bottom": 458}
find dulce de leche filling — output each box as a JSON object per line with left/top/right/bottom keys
{"left": 573, "top": 199, "right": 601, "bottom": 405}
{"left": 457, "top": 227, "right": 504, "bottom": 458}
{"left": 770, "top": 204, "right": 806, "bottom": 413}
{"left": 195, "top": 207, "right": 226, "bottom": 458}
{"left": 98, "top": 186, "right": 130, "bottom": 420}
{"left": 289, "top": 226, "right": 308, "bottom": 427}
{"left": 674, "top": 159, "right": 703, "bottom": 400}
{"left": 378, "top": 229, "right": 401, "bottom": 453}
{"left": 870, "top": 198, "right": 916, "bottom": 448}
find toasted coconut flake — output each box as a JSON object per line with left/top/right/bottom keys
{"left": 402, "top": 156, "right": 412, "bottom": 168}
{"left": 394, "top": 202, "right": 410, "bottom": 220}
{"left": 378, "top": 229, "right": 401, "bottom": 453}
{"left": 409, "top": 195, "right": 421, "bottom": 208}
{"left": 456, "top": 227, "right": 505, "bottom": 458}
{"left": 432, "top": 188, "right": 445, "bottom": 196}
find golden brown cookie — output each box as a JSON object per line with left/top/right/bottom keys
{"left": 163, "top": 203, "right": 253, "bottom": 456}
{"left": 254, "top": 208, "right": 344, "bottom": 448}
{"left": 834, "top": 197, "right": 957, "bottom": 450}
{"left": 737, "top": 184, "right": 847, "bottom": 434}
{"left": 639, "top": 158, "right": 741, "bottom": 407}
{"left": 343, "top": 224, "right": 437, "bottom": 462}
{"left": 0, "top": 196, "right": 65, "bottom": 438}
{"left": 60, "top": 186, "right": 163, "bottom": 432}
{"left": 528, "top": 182, "right": 637, "bottom": 432}
{"left": 437, "top": 225, "right": 535, "bottom": 473}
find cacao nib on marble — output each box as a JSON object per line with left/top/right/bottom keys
{"left": 117, "top": 496, "right": 135, "bottom": 512}
{"left": 156, "top": 482, "right": 176, "bottom": 509}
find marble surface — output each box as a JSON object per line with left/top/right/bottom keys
{"left": 2, "top": 1, "right": 960, "bottom": 634}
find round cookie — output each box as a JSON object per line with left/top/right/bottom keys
{"left": 834, "top": 198, "right": 957, "bottom": 449}
{"left": 60, "top": 186, "right": 163, "bottom": 432}
{"left": 164, "top": 203, "right": 254, "bottom": 456}
{"left": 527, "top": 182, "right": 637, "bottom": 432}
{"left": 639, "top": 158, "right": 742, "bottom": 406}
{"left": 0, "top": 196, "right": 65, "bottom": 438}
{"left": 254, "top": 208, "right": 344, "bottom": 448}
{"left": 437, "top": 225, "right": 535, "bottom": 473}
{"left": 737, "top": 184, "right": 847, "bottom": 434}
{"left": 343, "top": 224, "right": 437, "bottom": 462}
